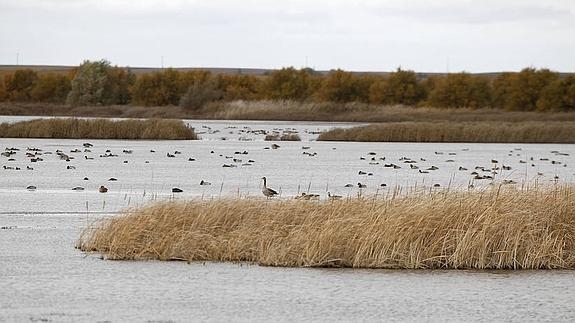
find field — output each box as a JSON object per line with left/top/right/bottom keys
{"left": 77, "top": 185, "right": 575, "bottom": 269}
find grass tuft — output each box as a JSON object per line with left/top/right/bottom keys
{"left": 77, "top": 185, "right": 575, "bottom": 269}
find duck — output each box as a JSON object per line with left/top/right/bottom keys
{"left": 99, "top": 186, "right": 108, "bottom": 193}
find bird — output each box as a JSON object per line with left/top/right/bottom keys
{"left": 328, "top": 192, "right": 342, "bottom": 200}
{"left": 358, "top": 182, "right": 366, "bottom": 188}
{"left": 172, "top": 187, "right": 183, "bottom": 193}
{"left": 261, "top": 177, "right": 278, "bottom": 198}
{"left": 200, "top": 180, "right": 211, "bottom": 186}
{"left": 99, "top": 185, "right": 108, "bottom": 193}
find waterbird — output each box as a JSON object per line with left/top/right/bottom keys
{"left": 357, "top": 182, "right": 366, "bottom": 188}
{"left": 200, "top": 180, "right": 211, "bottom": 186}
{"left": 261, "top": 177, "right": 278, "bottom": 198}
{"left": 328, "top": 192, "right": 342, "bottom": 200}
{"left": 99, "top": 185, "right": 108, "bottom": 193}
{"left": 71, "top": 186, "right": 85, "bottom": 191}
{"left": 26, "top": 185, "right": 37, "bottom": 190}
{"left": 172, "top": 187, "right": 183, "bottom": 193}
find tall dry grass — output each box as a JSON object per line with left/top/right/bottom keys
{"left": 77, "top": 185, "right": 575, "bottom": 269}
{"left": 318, "top": 121, "right": 575, "bottom": 143}
{"left": 0, "top": 118, "right": 197, "bottom": 139}
{"left": 3, "top": 101, "right": 575, "bottom": 123}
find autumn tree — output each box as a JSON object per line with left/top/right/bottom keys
{"left": 427, "top": 72, "right": 491, "bottom": 109}
{"left": 493, "top": 68, "right": 558, "bottom": 111}
{"left": 537, "top": 75, "right": 575, "bottom": 111}
{"left": 4, "top": 69, "right": 38, "bottom": 101}
{"left": 369, "top": 68, "right": 425, "bottom": 105}
{"left": 315, "top": 69, "right": 370, "bottom": 103}
{"left": 30, "top": 73, "right": 71, "bottom": 103}
{"left": 218, "top": 74, "right": 262, "bottom": 101}
{"left": 262, "top": 67, "right": 317, "bottom": 101}
{"left": 131, "top": 69, "right": 188, "bottom": 106}
{"left": 179, "top": 76, "right": 223, "bottom": 110}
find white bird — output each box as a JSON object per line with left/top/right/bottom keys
{"left": 261, "top": 177, "right": 278, "bottom": 198}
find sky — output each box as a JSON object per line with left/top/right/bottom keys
{"left": 0, "top": 0, "right": 574, "bottom": 73}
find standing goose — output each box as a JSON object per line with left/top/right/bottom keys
{"left": 261, "top": 177, "right": 278, "bottom": 198}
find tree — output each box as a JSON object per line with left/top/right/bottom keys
{"left": 494, "top": 68, "right": 558, "bottom": 111}
{"left": 30, "top": 73, "right": 71, "bottom": 103}
{"left": 427, "top": 73, "right": 491, "bottom": 109}
{"left": 105, "top": 67, "right": 135, "bottom": 105}
{"left": 131, "top": 69, "right": 188, "bottom": 106}
{"left": 179, "top": 77, "right": 223, "bottom": 110}
{"left": 263, "top": 67, "right": 316, "bottom": 101}
{"left": 537, "top": 75, "right": 575, "bottom": 111}
{"left": 66, "top": 59, "right": 111, "bottom": 106}
{"left": 4, "top": 69, "right": 38, "bottom": 101}
{"left": 218, "top": 74, "right": 261, "bottom": 101}
{"left": 369, "top": 68, "right": 425, "bottom": 105}
{"left": 315, "top": 69, "right": 369, "bottom": 103}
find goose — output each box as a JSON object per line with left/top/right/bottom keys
{"left": 261, "top": 177, "right": 278, "bottom": 198}
{"left": 328, "top": 192, "right": 342, "bottom": 200}
{"left": 357, "top": 182, "right": 367, "bottom": 189}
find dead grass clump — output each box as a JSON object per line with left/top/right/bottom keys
{"left": 77, "top": 185, "right": 575, "bottom": 269}
{"left": 318, "top": 121, "right": 575, "bottom": 143}
{"left": 0, "top": 118, "right": 197, "bottom": 139}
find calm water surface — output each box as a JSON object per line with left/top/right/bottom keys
{"left": 1, "top": 118, "right": 574, "bottom": 322}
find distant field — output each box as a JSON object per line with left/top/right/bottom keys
{"left": 5, "top": 64, "right": 565, "bottom": 78}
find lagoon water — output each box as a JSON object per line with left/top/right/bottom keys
{"left": 1, "top": 118, "right": 575, "bottom": 322}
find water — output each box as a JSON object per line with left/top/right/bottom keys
{"left": 1, "top": 118, "right": 575, "bottom": 322}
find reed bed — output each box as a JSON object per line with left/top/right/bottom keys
{"left": 0, "top": 118, "right": 197, "bottom": 139}
{"left": 77, "top": 185, "right": 575, "bottom": 269}
{"left": 4, "top": 101, "right": 575, "bottom": 123}
{"left": 318, "top": 121, "right": 575, "bottom": 143}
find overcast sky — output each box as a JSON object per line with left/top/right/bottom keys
{"left": 1, "top": 0, "right": 574, "bottom": 72}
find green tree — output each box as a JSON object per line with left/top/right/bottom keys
{"left": 66, "top": 60, "right": 111, "bottom": 106}
{"left": 4, "top": 69, "right": 38, "bottom": 101}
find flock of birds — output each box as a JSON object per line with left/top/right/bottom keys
{"left": 1, "top": 122, "right": 573, "bottom": 202}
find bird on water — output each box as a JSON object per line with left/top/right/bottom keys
{"left": 261, "top": 176, "right": 278, "bottom": 198}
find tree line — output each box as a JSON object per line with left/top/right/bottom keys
{"left": 0, "top": 59, "right": 573, "bottom": 111}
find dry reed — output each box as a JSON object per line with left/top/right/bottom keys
{"left": 77, "top": 185, "right": 575, "bottom": 269}
{"left": 0, "top": 118, "right": 197, "bottom": 139}
{"left": 318, "top": 121, "right": 575, "bottom": 143}
{"left": 3, "top": 101, "right": 575, "bottom": 123}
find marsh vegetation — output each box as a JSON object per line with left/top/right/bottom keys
{"left": 317, "top": 121, "right": 575, "bottom": 143}
{"left": 0, "top": 118, "right": 197, "bottom": 139}
{"left": 78, "top": 185, "right": 575, "bottom": 269}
